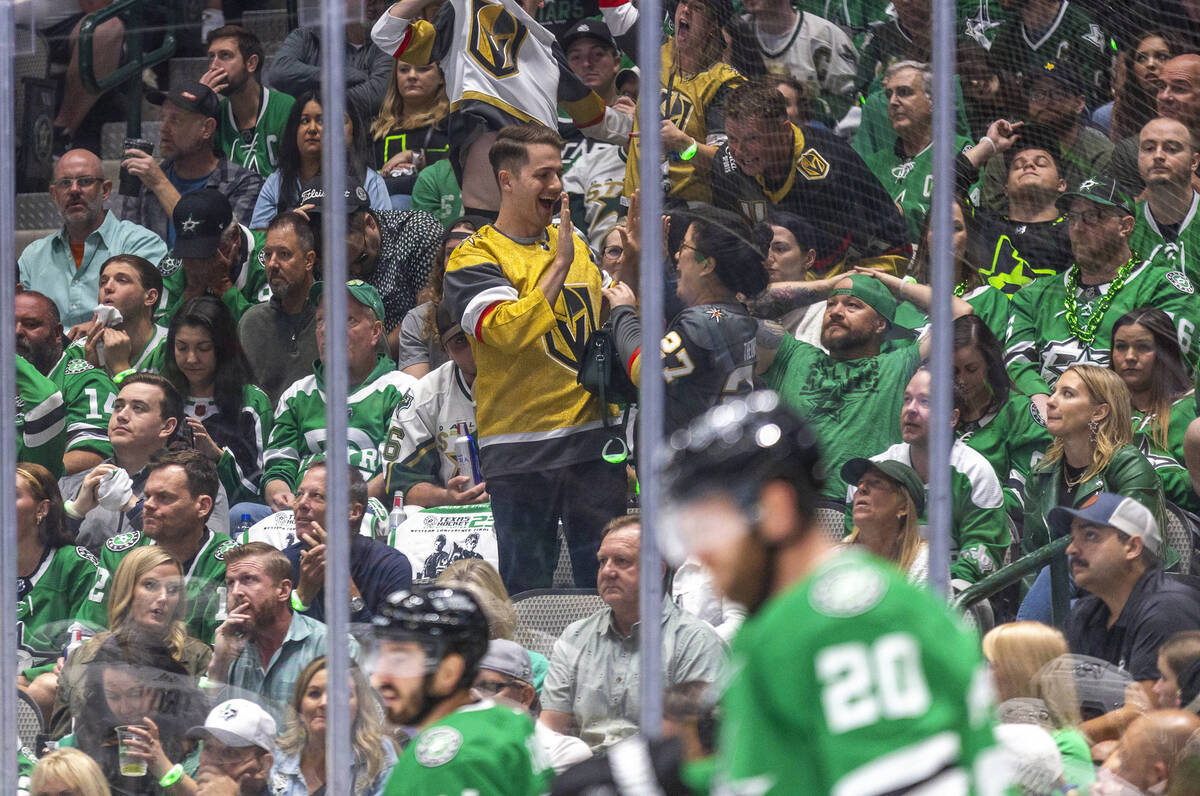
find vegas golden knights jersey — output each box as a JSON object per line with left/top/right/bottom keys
{"left": 372, "top": 0, "right": 606, "bottom": 133}
{"left": 442, "top": 224, "right": 615, "bottom": 478}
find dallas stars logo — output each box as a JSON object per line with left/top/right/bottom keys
{"left": 180, "top": 215, "right": 202, "bottom": 234}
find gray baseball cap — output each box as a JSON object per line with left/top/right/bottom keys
{"left": 478, "top": 639, "right": 533, "bottom": 685}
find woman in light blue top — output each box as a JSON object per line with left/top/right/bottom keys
{"left": 269, "top": 656, "right": 397, "bottom": 796}
{"left": 251, "top": 91, "right": 390, "bottom": 229}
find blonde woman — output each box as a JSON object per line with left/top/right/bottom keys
{"left": 273, "top": 657, "right": 397, "bottom": 795}
{"left": 31, "top": 747, "right": 112, "bottom": 796}
{"left": 841, "top": 458, "right": 928, "bottom": 583}
{"left": 1018, "top": 364, "right": 1167, "bottom": 624}
{"left": 370, "top": 61, "right": 450, "bottom": 184}
{"left": 982, "top": 622, "right": 1093, "bottom": 790}
{"left": 437, "top": 557, "right": 518, "bottom": 640}
{"left": 48, "top": 547, "right": 212, "bottom": 739}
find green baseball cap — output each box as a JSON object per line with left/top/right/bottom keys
{"left": 1056, "top": 176, "right": 1135, "bottom": 217}
{"left": 309, "top": 279, "right": 385, "bottom": 322}
{"left": 841, "top": 457, "right": 926, "bottom": 516}
{"left": 828, "top": 274, "right": 912, "bottom": 340}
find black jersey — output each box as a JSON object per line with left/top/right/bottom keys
{"left": 711, "top": 123, "right": 911, "bottom": 272}
{"left": 970, "top": 208, "right": 1073, "bottom": 294}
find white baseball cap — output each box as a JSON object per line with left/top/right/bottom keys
{"left": 188, "top": 698, "right": 277, "bottom": 751}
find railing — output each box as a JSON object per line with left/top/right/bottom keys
{"left": 77, "top": 0, "right": 178, "bottom": 140}
{"left": 954, "top": 536, "right": 1072, "bottom": 627}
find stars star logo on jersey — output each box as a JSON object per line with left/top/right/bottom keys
{"left": 414, "top": 727, "right": 464, "bottom": 767}
{"left": 1166, "top": 270, "right": 1195, "bottom": 294}
{"left": 706, "top": 306, "right": 726, "bottom": 322}
{"left": 106, "top": 531, "right": 141, "bottom": 552}
{"left": 810, "top": 559, "right": 888, "bottom": 617}
{"left": 180, "top": 215, "right": 202, "bottom": 234}
{"left": 214, "top": 540, "right": 239, "bottom": 561}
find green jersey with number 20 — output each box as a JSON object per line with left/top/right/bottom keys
{"left": 712, "top": 549, "right": 999, "bottom": 796}
{"left": 383, "top": 699, "right": 553, "bottom": 796}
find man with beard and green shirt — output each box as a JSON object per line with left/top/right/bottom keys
{"left": 755, "top": 271, "right": 974, "bottom": 501}
{"left": 1005, "top": 177, "right": 1200, "bottom": 403}
{"left": 261, "top": 280, "right": 417, "bottom": 512}
{"left": 1129, "top": 117, "right": 1200, "bottom": 283}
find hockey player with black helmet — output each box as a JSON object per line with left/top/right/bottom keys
{"left": 659, "top": 391, "right": 1003, "bottom": 794}
{"left": 369, "top": 585, "right": 553, "bottom": 794}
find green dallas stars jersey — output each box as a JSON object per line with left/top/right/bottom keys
{"left": 17, "top": 355, "right": 66, "bottom": 477}
{"left": 48, "top": 353, "right": 116, "bottom": 459}
{"left": 18, "top": 544, "right": 105, "bottom": 671}
{"left": 383, "top": 700, "right": 553, "bottom": 796}
{"left": 892, "top": 284, "right": 1012, "bottom": 346}
{"left": 1130, "top": 194, "right": 1200, "bottom": 287}
{"left": 263, "top": 355, "right": 417, "bottom": 491}
{"left": 864, "top": 136, "right": 978, "bottom": 244}
{"left": 217, "top": 88, "right": 295, "bottom": 178}
{"left": 988, "top": 1, "right": 1109, "bottom": 108}
{"left": 1005, "top": 260, "right": 1200, "bottom": 396}
{"left": 957, "top": 391, "right": 1052, "bottom": 518}
{"left": 76, "top": 529, "right": 238, "bottom": 646}
{"left": 1133, "top": 392, "right": 1200, "bottom": 514}
{"left": 710, "top": 549, "right": 998, "bottom": 796}
{"left": 63, "top": 324, "right": 169, "bottom": 374}
{"left": 157, "top": 226, "right": 271, "bottom": 325}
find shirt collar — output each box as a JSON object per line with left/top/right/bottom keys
{"left": 56, "top": 210, "right": 118, "bottom": 246}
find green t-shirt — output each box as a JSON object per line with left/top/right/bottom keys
{"left": 383, "top": 700, "right": 553, "bottom": 796}
{"left": 958, "top": 391, "right": 1052, "bottom": 519}
{"left": 764, "top": 335, "right": 921, "bottom": 500}
{"left": 49, "top": 353, "right": 116, "bottom": 459}
{"left": 864, "top": 136, "right": 978, "bottom": 243}
{"left": 1005, "top": 260, "right": 1200, "bottom": 396}
{"left": 17, "top": 354, "right": 67, "bottom": 477}
{"left": 710, "top": 550, "right": 997, "bottom": 795}
{"left": 217, "top": 88, "right": 295, "bottom": 178}
{"left": 411, "top": 158, "right": 463, "bottom": 227}
{"left": 78, "top": 529, "right": 237, "bottom": 646}
{"left": 1130, "top": 195, "right": 1200, "bottom": 287}
{"left": 1133, "top": 392, "right": 1200, "bottom": 514}
{"left": 18, "top": 544, "right": 105, "bottom": 672}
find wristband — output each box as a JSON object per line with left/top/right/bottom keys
{"left": 159, "top": 764, "right": 184, "bottom": 787}
{"left": 112, "top": 368, "right": 136, "bottom": 384}
{"left": 979, "top": 135, "right": 997, "bottom": 155}
{"left": 63, "top": 500, "right": 83, "bottom": 520}
{"left": 291, "top": 590, "right": 310, "bottom": 612}
{"left": 678, "top": 139, "right": 699, "bottom": 161}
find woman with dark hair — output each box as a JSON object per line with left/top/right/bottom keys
{"left": 15, "top": 463, "right": 104, "bottom": 699}
{"left": 953, "top": 315, "right": 1051, "bottom": 519}
{"left": 901, "top": 196, "right": 1010, "bottom": 341}
{"left": 161, "top": 296, "right": 273, "bottom": 506}
{"left": 250, "top": 91, "right": 391, "bottom": 228}
{"left": 756, "top": 210, "right": 845, "bottom": 348}
{"left": 1111, "top": 307, "right": 1198, "bottom": 512}
{"left": 1108, "top": 30, "right": 1182, "bottom": 142}
{"left": 59, "top": 637, "right": 206, "bottom": 794}
{"left": 605, "top": 206, "right": 770, "bottom": 432}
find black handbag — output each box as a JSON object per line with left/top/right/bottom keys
{"left": 577, "top": 323, "right": 639, "bottom": 408}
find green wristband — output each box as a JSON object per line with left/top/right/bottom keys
{"left": 679, "top": 140, "right": 699, "bottom": 161}
{"left": 291, "top": 590, "right": 310, "bottom": 612}
{"left": 112, "top": 368, "right": 137, "bottom": 384}
{"left": 159, "top": 763, "right": 184, "bottom": 787}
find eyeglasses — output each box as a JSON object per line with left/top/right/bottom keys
{"left": 1066, "top": 208, "right": 1119, "bottom": 226}
{"left": 474, "top": 679, "right": 518, "bottom": 696}
{"left": 603, "top": 245, "right": 624, "bottom": 259}
{"left": 50, "top": 176, "right": 104, "bottom": 190}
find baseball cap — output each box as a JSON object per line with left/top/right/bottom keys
{"left": 478, "top": 639, "right": 533, "bottom": 685}
{"left": 1030, "top": 60, "right": 1084, "bottom": 96}
{"left": 148, "top": 80, "right": 220, "bottom": 120}
{"left": 1056, "top": 176, "right": 1135, "bottom": 217}
{"left": 436, "top": 301, "right": 463, "bottom": 340}
{"left": 561, "top": 19, "right": 619, "bottom": 53}
{"left": 309, "top": 279, "right": 385, "bottom": 322}
{"left": 171, "top": 188, "right": 234, "bottom": 259}
{"left": 187, "top": 699, "right": 276, "bottom": 751}
{"left": 616, "top": 66, "right": 640, "bottom": 92}
{"left": 299, "top": 175, "right": 372, "bottom": 217}
{"left": 1048, "top": 492, "right": 1162, "bottom": 556}
{"left": 841, "top": 457, "right": 926, "bottom": 516}
{"left": 827, "top": 274, "right": 913, "bottom": 339}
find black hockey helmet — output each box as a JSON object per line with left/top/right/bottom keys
{"left": 659, "top": 391, "right": 825, "bottom": 553}
{"left": 372, "top": 586, "right": 490, "bottom": 678}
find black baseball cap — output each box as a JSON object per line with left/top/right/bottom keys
{"left": 148, "top": 80, "right": 220, "bottom": 120}
{"left": 299, "top": 175, "right": 372, "bottom": 217}
{"left": 561, "top": 19, "right": 619, "bottom": 53}
{"left": 172, "top": 188, "right": 233, "bottom": 259}
{"left": 1030, "top": 60, "right": 1084, "bottom": 97}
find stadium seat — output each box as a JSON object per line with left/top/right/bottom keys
{"left": 511, "top": 589, "right": 603, "bottom": 660}
{"left": 16, "top": 689, "right": 43, "bottom": 753}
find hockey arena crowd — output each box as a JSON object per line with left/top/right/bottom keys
{"left": 17, "top": 0, "right": 1200, "bottom": 791}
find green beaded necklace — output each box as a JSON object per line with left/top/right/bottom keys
{"left": 1063, "top": 257, "right": 1140, "bottom": 344}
